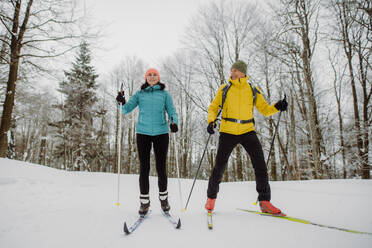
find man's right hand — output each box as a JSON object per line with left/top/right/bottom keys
{"left": 207, "top": 122, "right": 217, "bottom": 134}
{"left": 116, "top": 91, "right": 126, "bottom": 105}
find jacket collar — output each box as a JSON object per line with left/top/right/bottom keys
{"left": 228, "top": 76, "right": 250, "bottom": 89}
{"left": 143, "top": 84, "right": 161, "bottom": 92}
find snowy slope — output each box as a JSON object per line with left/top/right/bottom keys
{"left": 0, "top": 158, "right": 371, "bottom": 248}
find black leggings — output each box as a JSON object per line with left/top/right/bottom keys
{"left": 207, "top": 131, "right": 271, "bottom": 201}
{"left": 136, "top": 133, "right": 169, "bottom": 195}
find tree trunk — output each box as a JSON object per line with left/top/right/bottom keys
{"left": 289, "top": 90, "right": 300, "bottom": 180}
{"left": 126, "top": 125, "right": 132, "bottom": 174}
{"left": 338, "top": 1, "right": 366, "bottom": 178}
{"left": 235, "top": 145, "right": 243, "bottom": 181}
{"left": 0, "top": 0, "right": 34, "bottom": 157}
{"left": 0, "top": 55, "right": 19, "bottom": 157}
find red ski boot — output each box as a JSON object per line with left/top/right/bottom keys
{"left": 259, "top": 201, "right": 285, "bottom": 216}
{"left": 205, "top": 198, "right": 216, "bottom": 212}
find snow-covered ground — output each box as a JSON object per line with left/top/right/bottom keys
{"left": 1, "top": 158, "right": 371, "bottom": 248}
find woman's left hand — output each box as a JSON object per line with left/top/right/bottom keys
{"left": 170, "top": 123, "right": 178, "bottom": 133}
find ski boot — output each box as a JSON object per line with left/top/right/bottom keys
{"left": 139, "top": 194, "right": 150, "bottom": 216}
{"left": 259, "top": 200, "right": 285, "bottom": 216}
{"left": 205, "top": 198, "right": 216, "bottom": 212}
{"left": 159, "top": 191, "right": 170, "bottom": 213}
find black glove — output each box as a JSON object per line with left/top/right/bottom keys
{"left": 170, "top": 123, "right": 178, "bottom": 133}
{"left": 116, "top": 91, "right": 126, "bottom": 105}
{"left": 274, "top": 98, "right": 288, "bottom": 111}
{"left": 207, "top": 122, "right": 216, "bottom": 134}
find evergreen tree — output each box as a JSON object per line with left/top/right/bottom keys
{"left": 56, "top": 41, "right": 99, "bottom": 171}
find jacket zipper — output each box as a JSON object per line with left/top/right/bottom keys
{"left": 151, "top": 87, "right": 154, "bottom": 134}
{"left": 238, "top": 79, "right": 241, "bottom": 134}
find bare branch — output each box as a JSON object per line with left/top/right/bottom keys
{"left": 0, "top": 15, "right": 15, "bottom": 36}
{"left": 21, "top": 34, "right": 80, "bottom": 46}
{"left": 17, "top": 0, "right": 34, "bottom": 46}
{"left": 19, "top": 44, "right": 80, "bottom": 58}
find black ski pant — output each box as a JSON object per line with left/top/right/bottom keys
{"left": 136, "top": 133, "right": 169, "bottom": 195}
{"left": 207, "top": 131, "right": 271, "bottom": 201}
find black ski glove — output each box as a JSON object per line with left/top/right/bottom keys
{"left": 116, "top": 91, "right": 126, "bottom": 105}
{"left": 207, "top": 122, "right": 216, "bottom": 134}
{"left": 274, "top": 98, "right": 288, "bottom": 111}
{"left": 170, "top": 123, "right": 178, "bottom": 133}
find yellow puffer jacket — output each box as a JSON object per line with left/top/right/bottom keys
{"left": 207, "top": 76, "right": 279, "bottom": 135}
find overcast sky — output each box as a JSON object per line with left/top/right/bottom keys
{"left": 85, "top": 0, "right": 213, "bottom": 75}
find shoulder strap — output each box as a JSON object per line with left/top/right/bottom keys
{"left": 249, "top": 83, "right": 259, "bottom": 106}
{"left": 215, "top": 82, "right": 231, "bottom": 120}
{"left": 221, "top": 82, "right": 231, "bottom": 111}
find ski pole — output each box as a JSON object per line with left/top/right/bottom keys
{"left": 266, "top": 94, "right": 286, "bottom": 166}
{"left": 116, "top": 83, "right": 124, "bottom": 207}
{"left": 254, "top": 95, "right": 286, "bottom": 207}
{"left": 182, "top": 124, "right": 214, "bottom": 212}
{"left": 171, "top": 118, "right": 183, "bottom": 212}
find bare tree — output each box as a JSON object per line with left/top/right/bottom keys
{"left": 267, "top": 0, "right": 326, "bottom": 178}
{"left": 0, "top": 0, "right": 89, "bottom": 157}
{"left": 183, "top": 0, "right": 264, "bottom": 181}
{"left": 109, "top": 56, "right": 145, "bottom": 174}
{"left": 328, "top": 0, "right": 371, "bottom": 178}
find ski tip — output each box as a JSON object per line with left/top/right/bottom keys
{"left": 176, "top": 218, "right": 181, "bottom": 229}
{"left": 181, "top": 208, "right": 186, "bottom": 213}
{"left": 123, "top": 222, "right": 130, "bottom": 235}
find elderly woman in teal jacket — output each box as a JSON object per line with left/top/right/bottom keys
{"left": 116, "top": 68, "right": 178, "bottom": 216}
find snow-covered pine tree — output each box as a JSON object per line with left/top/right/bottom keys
{"left": 57, "top": 41, "right": 99, "bottom": 171}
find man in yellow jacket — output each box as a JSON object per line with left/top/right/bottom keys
{"left": 205, "top": 60, "right": 288, "bottom": 215}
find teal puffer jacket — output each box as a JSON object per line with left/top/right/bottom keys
{"left": 121, "top": 84, "right": 179, "bottom": 136}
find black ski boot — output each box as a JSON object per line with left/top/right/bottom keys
{"left": 139, "top": 194, "right": 150, "bottom": 216}
{"left": 159, "top": 191, "right": 170, "bottom": 213}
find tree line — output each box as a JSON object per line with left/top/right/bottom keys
{"left": 0, "top": 0, "right": 370, "bottom": 180}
